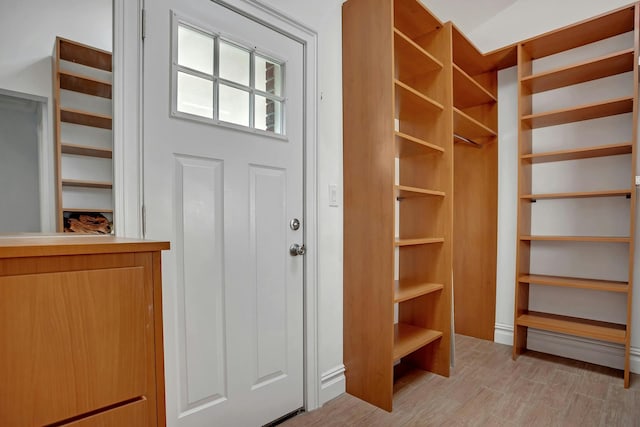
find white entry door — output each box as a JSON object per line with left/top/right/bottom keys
{"left": 142, "top": 1, "right": 305, "bottom": 425}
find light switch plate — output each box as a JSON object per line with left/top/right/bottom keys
{"left": 329, "top": 184, "right": 339, "bottom": 207}
{"left": 636, "top": 176, "right": 640, "bottom": 186}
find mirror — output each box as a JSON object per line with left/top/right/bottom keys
{"left": 0, "top": 0, "right": 113, "bottom": 233}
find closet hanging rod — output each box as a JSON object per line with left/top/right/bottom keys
{"left": 454, "top": 133, "right": 481, "bottom": 148}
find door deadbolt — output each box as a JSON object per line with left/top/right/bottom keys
{"left": 290, "top": 218, "right": 301, "bottom": 230}
{"left": 289, "top": 244, "right": 306, "bottom": 256}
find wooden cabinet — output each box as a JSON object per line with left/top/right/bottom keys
{"left": 53, "top": 37, "right": 114, "bottom": 232}
{"left": 0, "top": 236, "right": 169, "bottom": 426}
{"left": 513, "top": 4, "right": 638, "bottom": 387}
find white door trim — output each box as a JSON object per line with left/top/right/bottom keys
{"left": 113, "top": 0, "right": 322, "bottom": 412}
{"left": 113, "top": 0, "right": 144, "bottom": 238}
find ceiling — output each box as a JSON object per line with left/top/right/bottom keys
{"left": 420, "top": 0, "right": 634, "bottom": 53}
{"left": 419, "top": 0, "right": 518, "bottom": 37}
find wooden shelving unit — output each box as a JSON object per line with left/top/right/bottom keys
{"left": 343, "top": 0, "right": 453, "bottom": 411}
{"left": 53, "top": 37, "right": 114, "bottom": 233}
{"left": 344, "top": 0, "right": 506, "bottom": 409}
{"left": 513, "top": 4, "right": 638, "bottom": 388}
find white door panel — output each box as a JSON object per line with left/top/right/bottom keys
{"left": 143, "top": 0, "right": 304, "bottom": 425}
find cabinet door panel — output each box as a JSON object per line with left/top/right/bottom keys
{"left": 0, "top": 267, "right": 147, "bottom": 426}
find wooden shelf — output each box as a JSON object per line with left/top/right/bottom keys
{"left": 395, "top": 80, "right": 444, "bottom": 114}
{"left": 516, "top": 311, "right": 626, "bottom": 344}
{"left": 395, "top": 131, "right": 444, "bottom": 157}
{"left": 393, "top": 323, "right": 443, "bottom": 360}
{"left": 61, "top": 143, "right": 112, "bottom": 159}
{"left": 59, "top": 70, "right": 112, "bottom": 99}
{"left": 62, "top": 179, "right": 113, "bottom": 189}
{"left": 59, "top": 37, "right": 112, "bottom": 72}
{"left": 519, "top": 274, "right": 628, "bottom": 293}
{"left": 395, "top": 237, "right": 444, "bottom": 247}
{"left": 520, "top": 235, "right": 630, "bottom": 243}
{"left": 60, "top": 107, "right": 112, "bottom": 130}
{"left": 521, "top": 97, "right": 633, "bottom": 129}
{"left": 394, "top": 281, "right": 443, "bottom": 303}
{"left": 453, "top": 63, "right": 496, "bottom": 108}
{"left": 394, "top": 28, "right": 442, "bottom": 81}
{"left": 63, "top": 208, "right": 113, "bottom": 214}
{"left": 395, "top": 185, "right": 445, "bottom": 199}
{"left": 521, "top": 142, "right": 632, "bottom": 164}
{"left": 521, "top": 189, "right": 631, "bottom": 200}
{"left": 453, "top": 108, "right": 496, "bottom": 140}
{"left": 521, "top": 49, "right": 634, "bottom": 94}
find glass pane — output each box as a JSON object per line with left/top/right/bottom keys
{"left": 255, "top": 95, "right": 282, "bottom": 134}
{"left": 219, "top": 41, "right": 250, "bottom": 86}
{"left": 177, "top": 25, "right": 214, "bottom": 75}
{"left": 177, "top": 72, "right": 213, "bottom": 118}
{"left": 219, "top": 84, "right": 249, "bottom": 126}
{"left": 255, "top": 56, "right": 282, "bottom": 96}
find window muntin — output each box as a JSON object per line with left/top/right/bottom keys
{"left": 172, "top": 18, "right": 286, "bottom": 136}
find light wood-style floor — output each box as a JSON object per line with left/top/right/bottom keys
{"left": 282, "top": 335, "right": 640, "bottom": 426}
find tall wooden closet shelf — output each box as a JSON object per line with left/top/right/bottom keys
{"left": 53, "top": 37, "right": 114, "bottom": 233}
{"left": 513, "top": 4, "right": 638, "bottom": 388}
{"left": 343, "top": 0, "right": 501, "bottom": 411}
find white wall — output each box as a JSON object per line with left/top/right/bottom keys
{"left": 0, "top": 99, "right": 41, "bottom": 232}
{"left": 257, "top": 0, "right": 346, "bottom": 404}
{"left": 0, "top": 1, "right": 112, "bottom": 100}
{"left": 0, "top": 0, "right": 112, "bottom": 230}
{"left": 488, "top": 5, "right": 640, "bottom": 372}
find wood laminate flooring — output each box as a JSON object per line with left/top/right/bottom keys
{"left": 282, "top": 334, "right": 640, "bottom": 426}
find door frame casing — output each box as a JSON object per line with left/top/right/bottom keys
{"left": 113, "top": 0, "right": 322, "bottom": 412}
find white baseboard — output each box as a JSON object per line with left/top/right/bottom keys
{"left": 494, "top": 323, "right": 640, "bottom": 374}
{"left": 319, "top": 364, "right": 345, "bottom": 405}
{"left": 494, "top": 322, "right": 514, "bottom": 346}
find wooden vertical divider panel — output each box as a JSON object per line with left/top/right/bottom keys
{"left": 451, "top": 26, "right": 499, "bottom": 341}
{"left": 342, "top": 0, "right": 395, "bottom": 411}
